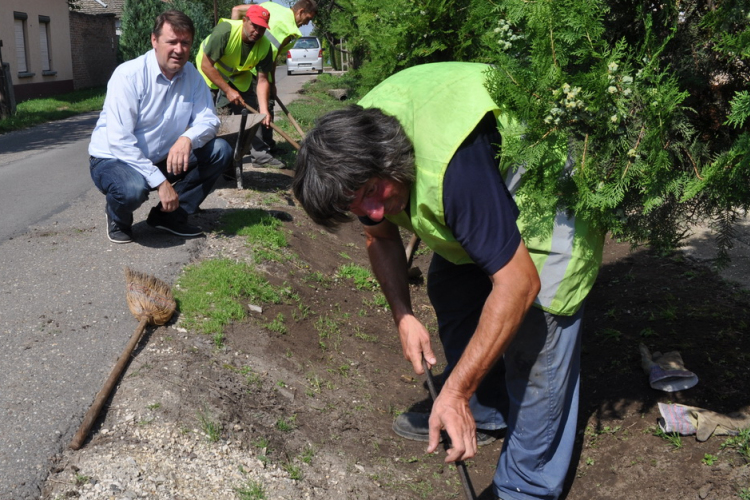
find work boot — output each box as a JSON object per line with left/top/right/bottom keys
{"left": 106, "top": 213, "right": 133, "bottom": 244}
{"left": 392, "top": 412, "right": 503, "bottom": 446}
{"left": 146, "top": 206, "right": 203, "bottom": 237}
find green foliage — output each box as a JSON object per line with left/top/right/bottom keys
{"left": 314, "top": 0, "right": 750, "bottom": 256}
{"left": 174, "top": 259, "right": 284, "bottom": 335}
{"left": 221, "top": 209, "right": 289, "bottom": 262}
{"left": 119, "top": 0, "right": 212, "bottom": 64}
{"left": 337, "top": 263, "right": 378, "bottom": 291}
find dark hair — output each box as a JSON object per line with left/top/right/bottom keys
{"left": 292, "top": 105, "right": 415, "bottom": 228}
{"left": 293, "top": 0, "right": 318, "bottom": 15}
{"left": 152, "top": 10, "right": 195, "bottom": 39}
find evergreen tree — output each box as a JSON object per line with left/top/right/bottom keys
{"left": 119, "top": 0, "right": 212, "bottom": 65}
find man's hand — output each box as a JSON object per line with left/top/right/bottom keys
{"left": 157, "top": 180, "right": 179, "bottom": 212}
{"left": 427, "top": 387, "right": 477, "bottom": 462}
{"left": 396, "top": 314, "right": 437, "bottom": 375}
{"left": 166, "top": 136, "right": 192, "bottom": 175}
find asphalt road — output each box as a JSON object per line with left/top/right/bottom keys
{"left": 0, "top": 67, "right": 317, "bottom": 500}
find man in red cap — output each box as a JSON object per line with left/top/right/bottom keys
{"left": 197, "top": 5, "right": 282, "bottom": 167}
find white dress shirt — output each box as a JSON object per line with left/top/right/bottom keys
{"left": 89, "top": 49, "right": 220, "bottom": 188}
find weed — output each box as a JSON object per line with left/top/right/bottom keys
{"left": 721, "top": 428, "right": 750, "bottom": 458}
{"left": 74, "top": 473, "right": 90, "bottom": 486}
{"left": 283, "top": 462, "right": 303, "bottom": 480}
{"left": 314, "top": 315, "right": 340, "bottom": 343}
{"left": 338, "top": 264, "right": 379, "bottom": 291}
{"left": 339, "top": 252, "right": 351, "bottom": 260}
{"left": 301, "top": 444, "right": 315, "bottom": 464}
{"left": 197, "top": 409, "right": 222, "bottom": 442}
{"left": 307, "top": 373, "right": 323, "bottom": 393}
{"left": 265, "top": 313, "right": 288, "bottom": 334}
{"left": 739, "top": 488, "right": 750, "bottom": 500}
{"left": 653, "top": 426, "right": 682, "bottom": 449}
{"left": 373, "top": 293, "right": 389, "bottom": 309}
{"left": 304, "top": 271, "right": 330, "bottom": 288}
{"left": 701, "top": 453, "right": 718, "bottom": 465}
{"left": 253, "top": 436, "right": 270, "bottom": 450}
{"left": 597, "top": 328, "right": 622, "bottom": 342}
{"left": 354, "top": 327, "right": 378, "bottom": 342}
{"left": 235, "top": 480, "right": 266, "bottom": 500}
{"left": 212, "top": 332, "right": 225, "bottom": 349}
{"left": 292, "top": 303, "right": 311, "bottom": 322}
{"left": 585, "top": 457, "right": 595, "bottom": 466}
{"left": 276, "top": 414, "right": 297, "bottom": 432}
{"left": 639, "top": 327, "right": 659, "bottom": 338}
{"left": 146, "top": 402, "right": 161, "bottom": 411}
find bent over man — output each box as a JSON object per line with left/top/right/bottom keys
{"left": 197, "top": 5, "right": 282, "bottom": 168}
{"left": 231, "top": 0, "right": 318, "bottom": 152}
{"left": 89, "top": 10, "right": 231, "bottom": 243}
{"left": 292, "top": 62, "right": 604, "bottom": 500}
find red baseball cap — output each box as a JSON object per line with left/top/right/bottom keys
{"left": 245, "top": 5, "right": 271, "bottom": 29}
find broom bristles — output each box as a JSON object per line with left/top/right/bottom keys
{"left": 124, "top": 267, "right": 176, "bottom": 325}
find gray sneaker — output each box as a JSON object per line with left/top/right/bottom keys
{"left": 106, "top": 213, "right": 133, "bottom": 244}
{"left": 392, "top": 412, "right": 502, "bottom": 446}
{"left": 251, "top": 157, "right": 286, "bottom": 169}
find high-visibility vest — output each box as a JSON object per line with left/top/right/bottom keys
{"left": 196, "top": 19, "right": 272, "bottom": 92}
{"left": 358, "top": 62, "right": 604, "bottom": 316}
{"left": 260, "top": 3, "right": 301, "bottom": 62}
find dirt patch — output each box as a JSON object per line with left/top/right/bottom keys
{"left": 43, "top": 170, "right": 750, "bottom": 500}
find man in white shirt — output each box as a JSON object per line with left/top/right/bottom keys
{"left": 89, "top": 10, "right": 231, "bottom": 244}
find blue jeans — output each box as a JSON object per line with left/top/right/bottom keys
{"left": 90, "top": 138, "right": 231, "bottom": 229}
{"left": 427, "top": 253, "right": 583, "bottom": 500}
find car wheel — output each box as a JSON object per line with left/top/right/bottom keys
{"left": 317, "top": 69, "right": 323, "bottom": 74}
{"left": 287, "top": 70, "right": 292, "bottom": 76}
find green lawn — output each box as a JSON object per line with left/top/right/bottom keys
{"left": 0, "top": 87, "right": 106, "bottom": 134}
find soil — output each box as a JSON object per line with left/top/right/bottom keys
{"left": 43, "top": 166, "right": 750, "bottom": 500}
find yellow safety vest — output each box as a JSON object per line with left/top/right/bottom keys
{"left": 196, "top": 19, "right": 272, "bottom": 92}
{"left": 358, "top": 62, "right": 604, "bottom": 316}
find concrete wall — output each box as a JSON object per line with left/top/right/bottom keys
{"left": 69, "top": 11, "right": 117, "bottom": 90}
{"left": 2, "top": 0, "right": 74, "bottom": 101}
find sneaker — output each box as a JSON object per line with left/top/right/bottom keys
{"left": 105, "top": 213, "right": 133, "bottom": 244}
{"left": 392, "top": 412, "right": 502, "bottom": 446}
{"left": 251, "top": 157, "right": 286, "bottom": 169}
{"left": 146, "top": 207, "right": 203, "bottom": 237}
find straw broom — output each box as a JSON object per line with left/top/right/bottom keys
{"left": 69, "top": 268, "right": 176, "bottom": 450}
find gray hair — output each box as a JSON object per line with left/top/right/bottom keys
{"left": 292, "top": 105, "right": 415, "bottom": 228}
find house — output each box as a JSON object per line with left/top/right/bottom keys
{"left": 0, "top": 0, "right": 117, "bottom": 104}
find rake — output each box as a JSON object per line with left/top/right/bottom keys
{"left": 69, "top": 268, "right": 176, "bottom": 450}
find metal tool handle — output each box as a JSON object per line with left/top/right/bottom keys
{"left": 422, "top": 357, "right": 477, "bottom": 500}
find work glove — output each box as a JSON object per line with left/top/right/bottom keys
{"left": 658, "top": 403, "right": 750, "bottom": 441}
{"left": 639, "top": 343, "right": 698, "bottom": 392}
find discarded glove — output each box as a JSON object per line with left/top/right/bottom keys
{"left": 639, "top": 343, "right": 698, "bottom": 392}
{"left": 658, "top": 403, "right": 750, "bottom": 441}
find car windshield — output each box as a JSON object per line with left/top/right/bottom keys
{"left": 293, "top": 38, "right": 319, "bottom": 50}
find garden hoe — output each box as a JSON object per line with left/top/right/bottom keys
{"left": 241, "top": 102, "right": 300, "bottom": 150}
{"left": 422, "top": 356, "right": 477, "bottom": 500}
{"left": 69, "top": 268, "right": 176, "bottom": 450}
{"left": 274, "top": 96, "right": 306, "bottom": 140}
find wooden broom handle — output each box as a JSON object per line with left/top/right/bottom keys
{"left": 69, "top": 317, "right": 149, "bottom": 450}
{"left": 242, "top": 103, "right": 300, "bottom": 150}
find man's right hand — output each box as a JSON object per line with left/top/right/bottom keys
{"left": 157, "top": 180, "right": 179, "bottom": 212}
{"left": 226, "top": 88, "right": 243, "bottom": 107}
{"left": 396, "top": 314, "right": 437, "bottom": 375}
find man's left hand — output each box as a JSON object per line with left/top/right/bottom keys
{"left": 427, "top": 387, "right": 477, "bottom": 463}
{"left": 166, "top": 136, "right": 192, "bottom": 175}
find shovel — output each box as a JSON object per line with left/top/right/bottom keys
{"left": 69, "top": 268, "right": 176, "bottom": 450}
{"left": 422, "top": 356, "right": 477, "bottom": 500}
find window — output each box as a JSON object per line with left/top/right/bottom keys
{"left": 14, "top": 12, "right": 31, "bottom": 76}
{"left": 39, "top": 16, "right": 52, "bottom": 73}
